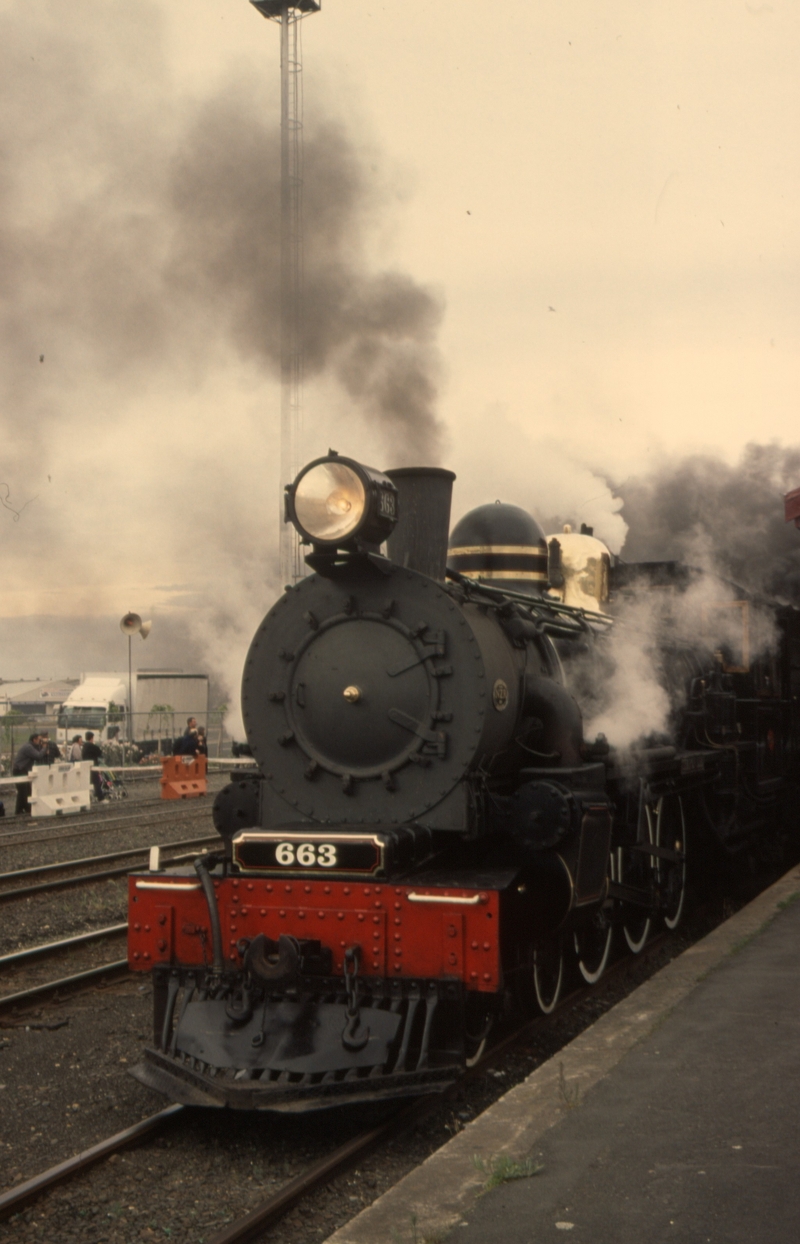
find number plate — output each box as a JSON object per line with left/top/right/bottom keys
{"left": 232, "top": 831, "right": 385, "bottom": 876}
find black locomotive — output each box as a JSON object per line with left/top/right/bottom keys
{"left": 129, "top": 452, "right": 800, "bottom": 1111}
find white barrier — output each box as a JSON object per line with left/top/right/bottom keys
{"left": 30, "top": 761, "right": 92, "bottom": 818}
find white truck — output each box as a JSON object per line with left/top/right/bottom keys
{"left": 56, "top": 671, "right": 209, "bottom": 748}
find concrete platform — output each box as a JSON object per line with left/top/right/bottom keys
{"left": 325, "top": 864, "right": 800, "bottom": 1244}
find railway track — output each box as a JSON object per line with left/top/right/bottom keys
{"left": 0, "top": 836, "right": 215, "bottom": 1012}
{"left": 0, "top": 957, "right": 130, "bottom": 1012}
{"left": 0, "top": 765, "right": 242, "bottom": 849}
{"left": 0, "top": 919, "right": 134, "bottom": 1014}
{"left": 0, "top": 810, "right": 160, "bottom": 849}
{"left": 0, "top": 1106, "right": 184, "bottom": 1223}
{"left": 0, "top": 800, "right": 213, "bottom": 851}
{"left": 0, "top": 933, "right": 670, "bottom": 1237}
{"left": 0, "top": 770, "right": 234, "bottom": 850}
{"left": 0, "top": 834, "right": 218, "bottom": 902}
{"left": 0, "top": 923, "right": 127, "bottom": 968}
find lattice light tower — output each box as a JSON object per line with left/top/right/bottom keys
{"left": 250, "top": 0, "right": 320, "bottom": 585}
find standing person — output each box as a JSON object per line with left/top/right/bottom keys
{"left": 82, "top": 732, "right": 105, "bottom": 802}
{"left": 40, "top": 732, "right": 62, "bottom": 764}
{"left": 195, "top": 726, "right": 208, "bottom": 758}
{"left": 12, "top": 733, "right": 47, "bottom": 815}
{"left": 173, "top": 721, "right": 199, "bottom": 756}
{"left": 69, "top": 736, "right": 83, "bottom": 762}
{"left": 175, "top": 729, "right": 199, "bottom": 757}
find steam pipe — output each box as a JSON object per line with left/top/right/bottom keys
{"left": 194, "top": 855, "right": 225, "bottom": 980}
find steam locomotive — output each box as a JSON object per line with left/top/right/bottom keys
{"left": 129, "top": 452, "right": 800, "bottom": 1111}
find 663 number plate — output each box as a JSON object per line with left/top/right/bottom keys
{"left": 232, "top": 831, "right": 385, "bottom": 876}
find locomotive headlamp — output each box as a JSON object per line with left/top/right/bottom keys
{"left": 286, "top": 453, "right": 398, "bottom": 548}
{"left": 295, "top": 460, "right": 365, "bottom": 542}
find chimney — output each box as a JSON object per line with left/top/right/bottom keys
{"left": 384, "top": 467, "right": 456, "bottom": 581}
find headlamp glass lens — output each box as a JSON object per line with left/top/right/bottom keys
{"left": 294, "top": 462, "right": 366, "bottom": 542}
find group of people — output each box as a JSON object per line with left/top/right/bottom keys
{"left": 8, "top": 716, "right": 209, "bottom": 817}
{"left": 11, "top": 730, "right": 105, "bottom": 815}
{"left": 173, "top": 717, "right": 208, "bottom": 758}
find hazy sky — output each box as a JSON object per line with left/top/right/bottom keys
{"left": 2, "top": 0, "right": 798, "bottom": 694}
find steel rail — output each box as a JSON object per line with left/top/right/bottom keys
{"left": 0, "top": 1104, "right": 184, "bottom": 1223}
{"left": 0, "top": 845, "right": 218, "bottom": 903}
{"left": 0, "top": 923, "right": 126, "bottom": 968}
{"left": 207, "top": 1100, "right": 425, "bottom": 1244}
{"left": 0, "top": 834, "right": 218, "bottom": 883}
{"left": 0, "top": 959, "right": 130, "bottom": 1012}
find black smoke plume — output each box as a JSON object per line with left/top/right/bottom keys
{"left": 167, "top": 99, "right": 444, "bottom": 463}
{"left": 617, "top": 442, "right": 800, "bottom": 601}
{"left": 0, "top": 2, "right": 444, "bottom": 479}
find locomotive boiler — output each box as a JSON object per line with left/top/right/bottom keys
{"left": 128, "top": 452, "right": 800, "bottom": 1111}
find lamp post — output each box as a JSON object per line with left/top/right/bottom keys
{"left": 119, "top": 613, "right": 152, "bottom": 765}
{"left": 249, "top": 0, "right": 320, "bottom": 584}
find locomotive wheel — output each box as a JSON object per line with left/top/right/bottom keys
{"left": 621, "top": 880, "right": 652, "bottom": 953}
{"left": 533, "top": 935, "right": 564, "bottom": 1014}
{"left": 656, "top": 794, "right": 687, "bottom": 930}
{"left": 573, "top": 903, "right": 614, "bottom": 984}
{"left": 623, "top": 915, "right": 651, "bottom": 953}
{"left": 619, "top": 804, "right": 655, "bottom": 954}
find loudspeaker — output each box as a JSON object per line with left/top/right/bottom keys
{"left": 120, "top": 611, "right": 143, "bottom": 634}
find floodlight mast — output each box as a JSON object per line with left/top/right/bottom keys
{"left": 250, "top": 1, "right": 320, "bottom": 586}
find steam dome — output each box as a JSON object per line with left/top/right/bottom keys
{"left": 447, "top": 502, "right": 548, "bottom": 592}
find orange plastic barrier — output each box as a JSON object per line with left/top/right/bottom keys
{"left": 160, "top": 754, "right": 208, "bottom": 800}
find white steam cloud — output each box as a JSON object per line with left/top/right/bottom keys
{"left": 579, "top": 534, "right": 780, "bottom": 753}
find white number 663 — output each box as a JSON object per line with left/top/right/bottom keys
{"left": 275, "top": 841, "right": 337, "bottom": 868}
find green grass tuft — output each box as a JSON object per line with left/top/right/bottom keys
{"left": 558, "top": 1061, "right": 581, "bottom": 1108}
{"left": 472, "top": 1152, "right": 543, "bottom": 1190}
